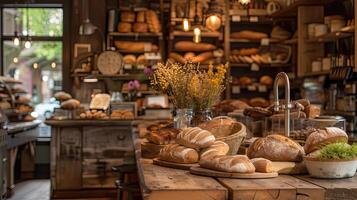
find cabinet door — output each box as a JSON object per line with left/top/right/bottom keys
{"left": 82, "top": 126, "right": 134, "bottom": 188}
{"left": 55, "top": 127, "right": 82, "bottom": 189}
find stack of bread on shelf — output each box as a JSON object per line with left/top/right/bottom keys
{"left": 168, "top": 41, "right": 219, "bottom": 64}
{"left": 117, "top": 10, "right": 161, "bottom": 33}
{"left": 54, "top": 91, "right": 81, "bottom": 110}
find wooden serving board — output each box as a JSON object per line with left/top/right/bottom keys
{"left": 190, "top": 167, "right": 278, "bottom": 179}
{"left": 153, "top": 158, "right": 199, "bottom": 170}
{"left": 271, "top": 161, "right": 307, "bottom": 175}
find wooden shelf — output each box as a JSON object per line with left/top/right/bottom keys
{"left": 271, "top": 0, "right": 344, "bottom": 18}
{"left": 170, "top": 31, "right": 222, "bottom": 38}
{"left": 230, "top": 63, "right": 292, "bottom": 68}
{"left": 71, "top": 73, "right": 149, "bottom": 81}
{"left": 108, "top": 32, "right": 163, "bottom": 37}
{"left": 230, "top": 38, "right": 280, "bottom": 43}
{"left": 282, "top": 38, "right": 298, "bottom": 44}
{"left": 307, "top": 32, "right": 353, "bottom": 43}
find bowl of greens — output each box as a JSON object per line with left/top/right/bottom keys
{"left": 304, "top": 143, "right": 357, "bottom": 179}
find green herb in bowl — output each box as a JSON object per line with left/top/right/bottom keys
{"left": 317, "top": 143, "right": 357, "bottom": 160}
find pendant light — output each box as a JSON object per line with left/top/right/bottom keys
{"left": 182, "top": 0, "right": 190, "bottom": 32}
{"left": 193, "top": 0, "right": 201, "bottom": 43}
{"left": 24, "top": 5, "right": 31, "bottom": 49}
{"left": 205, "top": 0, "right": 223, "bottom": 31}
{"left": 13, "top": 15, "right": 20, "bottom": 46}
{"left": 238, "top": 0, "right": 251, "bottom": 5}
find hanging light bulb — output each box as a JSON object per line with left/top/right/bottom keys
{"left": 182, "top": 18, "right": 190, "bottom": 32}
{"left": 193, "top": 27, "right": 201, "bottom": 43}
{"left": 51, "top": 62, "right": 56, "bottom": 69}
{"left": 13, "top": 31, "right": 20, "bottom": 46}
{"left": 13, "top": 57, "right": 18, "bottom": 63}
{"left": 24, "top": 40, "right": 31, "bottom": 49}
{"left": 239, "top": 0, "right": 251, "bottom": 5}
{"left": 33, "top": 63, "right": 38, "bottom": 69}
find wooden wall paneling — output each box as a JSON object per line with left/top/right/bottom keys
{"left": 297, "top": 6, "right": 324, "bottom": 77}
{"left": 224, "top": 0, "right": 231, "bottom": 99}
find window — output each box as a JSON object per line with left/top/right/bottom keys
{"left": 1, "top": 7, "right": 63, "bottom": 105}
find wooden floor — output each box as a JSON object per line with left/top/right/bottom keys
{"left": 8, "top": 180, "right": 116, "bottom": 200}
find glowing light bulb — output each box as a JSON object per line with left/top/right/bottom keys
{"left": 13, "top": 37, "right": 20, "bottom": 46}
{"left": 51, "top": 62, "right": 56, "bottom": 69}
{"left": 33, "top": 63, "right": 38, "bottom": 69}
{"left": 182, "top": 18, "right": 190, "bottom": 32}
{"left": 193, "top": 27, "right": 201, "bottom": 43}
{"left": 24, "top": 40, "right": 31, "bottom": 49}
{"left": 205, "top": 15, "right": 222, "bottom": 31}
{"left": 13, "top": 57, "right": 18, "bottom": 63}
{"left": 239, "top": 0, "right": 251, "bottom": 5}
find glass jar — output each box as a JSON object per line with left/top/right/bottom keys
{"left": 192, "top": 109, "right": 213, "bottom": 126}
{"left": 173, "top": 109, "right": 193, "bottom": 129}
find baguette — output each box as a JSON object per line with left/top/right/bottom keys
{"left": 114, "top": 41, "right": 158, "bottom": 52}
{"left": 176, "top": 127, "right": 215, "bottom": 149}
{"left": 304, "top": 127, "right": 348, "bottom": 154}
{"left": 231, "top": 31, "right": 268, "bottom": 40}
{"left": 169, "top": 52, "right": 186, "bottom": 64}
{"left": 174, "top": 41, "right": 216, "bottom": 52}
{"left": 191, "top": 52, "right": 214, "bottom": 63}
{"left": 159, "top": 144, "right": 199, "bottom": 164}
{"left": 247, "top": 134, "right": 305, "bottom": 162}
{"left": 199, "top": 155, "right": 255, "bottom": 173}
{"left": 251, "top": 158, "right": 273, "bottom": 173}
{"left": 200, "top": 141, "right": 229, "bottom": 159}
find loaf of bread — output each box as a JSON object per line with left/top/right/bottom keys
{"left": 176, "top": 127, "right": 215, "bottom": 149}
{"left": 231, "top": 31, "right": 268, "bottom": 40}
{"left": 60, "top": 99, "right": 80, "bottom": 110}
{"left": 251, "top": 158, "right": 273, "bottom": 173}
{"left": 114, "top": 41, "right": 158, "bottom": 52}
{"left": 239, "top": 76, "right": 253, "bottom": 85}
{"left": 247, "top": 134, "right": 305, "bottom": 162}
{"left": 174, "top": 41, "right": 216, "bottom": 52}
{"left": 117, "top": 22, "right": 132, "bottom": 33}
{"left": 305, "top": 105, "right": 320, "bottom": 119}
{"left": 184, "top": 52, "right": 195, "bottom": 60}
{"left": 136, "top": 11, "right": 146, "bottom": 22}
{"left": 159, "top": 144, "right": 199, "bottom": 164}
{"left": 260, "top": 76, "right": 273, "bottom": 86}
{"left": 136, "top": 54, "right": 147, "bottom": 65}
{"left": 198, "top": 117, "right": 236, "bottom": 138}
{"left": 146, "top": 10, "right": 161, "bottom": 33}
{"left": 249, "top": 97, "right": 269, "bottom": 108}
{"left": 304, "top": 127, "right": 348, "bottom": 154}
{"left": 146, "top": 128, "right": 179, "bottom": 145}
{"left": 191, "top": 52, "right": 214, "bottom": 63}
{"left": 121, "top": 11, "right": 135, "bottom": 22}
{"left": 54, "top": 91, "right": 72, "bottom": 101}
{"left": 200, "top": 141, "right": 229, "bottom": 159}
{"left": 133, "top": 22, "right": 148, "bottom": 33}
{"left": 200, "top": 155, "right": 255, "bottom": 173}
{"left": 123, "top": 54, "right": 136, "bottom": 64}
{"left": 243, "top": 107, "right": 273, "bottom": 119}
{"left": 169, "top": 52, "right": 186, "bottom": 63}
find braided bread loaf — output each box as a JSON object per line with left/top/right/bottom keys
{"left": 199, "top": 155, "right": 255, "bottom": 173}
{"left": 158, "top": 144, "right": 199, "bottom": 164}
{"left": 176, "top": 127, "right": 215, "bottom": 149}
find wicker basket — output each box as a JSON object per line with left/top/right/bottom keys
{"left": 216, "top": 120, "right": 247, "bottom": 155}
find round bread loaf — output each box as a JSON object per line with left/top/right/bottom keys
{"left": 198, "top": 117, "right": 236, "bottom": 138}
{"left": 117, "top": 22, "right": 132, "bottom": 33}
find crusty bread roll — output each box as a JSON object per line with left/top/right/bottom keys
{"left": 146, "top": 10, "right": 161, "bottom": 33}
{"left": 159, "top": 144, "right": 199, "bottom": 164}
{"left": 60, "top": 99, "right": 80, "bottom": 110}
{"left": 136, "top": 11, "right": 146, "bottom": 22}
{"left": 200, "top": 141, "right": 229, "bottom": 159}
{"left": 184, "top": 52, "right": 195, "bottom": 60}
{"left": 176, "top": 127, "right": 215, "bottom": 149}
{"left": 114, "top": 41, "right": 158, "bottom": 52}
{"left": 239, "top": 76, "right": 252, "bottom": 85}
{"left": 200, "top": 155, "right": 255, "bottom": 173}
{"left": 247, "top": 134, "right": 305, "bottom": 162}
{"left": 198, "top": 117, "right": 236, "bottom": 138}
{"left": 191, "top": 52, "right": 214, "bottom": 63}
{"left": 123, "top": 54, "right": 136, "bottom": 64}
{"left": 169, "top": 52, "right": 186, "bottom": 63}
{"left": 305, "top": 105, "right": 320, "bottom": 119}
{"left": 136, "top": 54, "right": 147, "bottom": 65}
{"left": 304, "top": 127, "right": 348, "bottom": 154}
{"left": 259, "top": 75, "right": 273, "bottom": 86}
{"left": 250, "top": 158, "right": 273, "bottom": 173}
{"left": 121, "top": 11, "right": 135, "bottom": 22}
{"left": 117, "top": 22, "right": 132, "bottom": 33}
{"left": 133, "top": 22, "right": 148, "bottom": 33}
{"left": 249, "top": 97, "right": 269, "bottom": 108}
{"left": 54, "top": 91, "right": 72, "bottom": 101}
{"left": 174, "top": 41, "right": 216, "bottom": 52}
{"left": 231, "top": 31, "right": 268, "bottom": 40}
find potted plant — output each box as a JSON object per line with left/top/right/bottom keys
{"left": 304, "top": 143, "right": 357, "bottom": 179}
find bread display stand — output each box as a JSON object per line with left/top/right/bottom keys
{"left": 272, "top": 161, "right": 307, "bottom": 175}
{"left": 190, "top": 167, "right": 278, "bottom": 179}
{"left": 153, "top": 158, "right": 199, "bottom": 170}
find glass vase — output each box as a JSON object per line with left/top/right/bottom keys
{"left": 173, "top": 109, "right": 193, "bottom": 129}
{"left": 192, "top": 109, "right": 213, "bottom": 126}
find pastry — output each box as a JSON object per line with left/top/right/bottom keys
{"left": 54, "top": 91, "right": 72, "bottom": 101}
{"left": 121, "top": 11, "right": 135, "bottom": 22}
{"left": 111, "top": 110, "right": 134, "bottom": 119}
{"left": 198, "top": 117, "right": 236, "bottom": 138}
{"left": 123, "top": 54, "right": 137, "bottom": 64}
{"left": 250, "top": 158, "right": 273, "bottom": 173}
{"left": 200, "top": 141, "right": 229, "bottom": 159}
{"left": 247, "top": 134, "right": 305, "bottom": 162}
{"left": 304, "top": 127, "right": 348, "bottom": 154}
{"left": 60, "top": 99, "right": 80, "bottom": 110}
{"left": 146, "top": 10, "right": 161, "bottom": 33}
{"left": 136, "top": 11, "right": 146, "bottom": 22}
{"left": 174, "top": 41, "right": 216, "bottom": 52}
{"left": 80, "top": 110, "right": 109, "bottom": 119}
{"left": 176, "top": 127, "right": 215, "bottom": 149}
{"left": 114, "top": 41, "right": 158, "bottom": 52}
{"left": 158, "top": 144, "right": 199, "bottom": 164}
{"left": 117, "top": 22, "right": 132, "bottom": 33}
{"left": 133, "top": 22, "right": 148, "bottom": 33}
{"left": 231, "top": 31, "right": 268, "bottom": 40}
{"left": 259, "top": 76, "right": 273, "bottom": 86}
{"left": 199, "top": 155, "right": 255, "bottom": 173}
